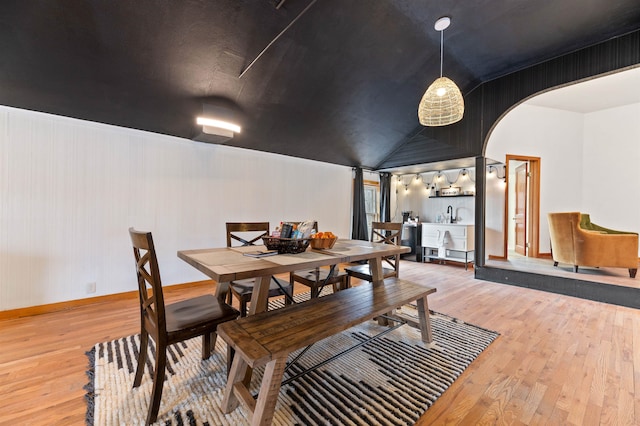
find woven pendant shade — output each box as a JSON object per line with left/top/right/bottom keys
{"left": 417, "top": 16, "right": 464, "bottom": 127}
{"left": 418, "top": 77, "right": 464, "bottom": 126}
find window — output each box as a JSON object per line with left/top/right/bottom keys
{"left": 363, "top": 181, "right": 380, "bottom": 234}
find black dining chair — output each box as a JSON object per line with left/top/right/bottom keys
{"left": 129, "top": 228, "right": 240, "bottom": 425}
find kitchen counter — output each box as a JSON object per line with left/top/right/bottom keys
{"left": 421, "top": 223, "right": 475, "bottom": 269}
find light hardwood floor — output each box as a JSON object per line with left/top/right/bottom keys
{"left": 0, "top": 260, "right": 638, "bottom": 425}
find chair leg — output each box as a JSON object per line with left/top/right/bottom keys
{"left": 146, "top": 344, "right": 167, "bottom": 425}
{"left": 202, "top": 332, "right": 217, "bottom": 360}
{"left": 133, "top": 330, "right": 149, "bottom": 388}
{"left": 630, "top": 268, "right": 637, "bottom": 278}
{"left": 574, "top": 265, "right": 579, "bottom": 273}
{"left": 286, "top": 274, "right": 295, "bottom": 306}
{"left": 284, "top": 287, "right": 293, "bottom": 306}
{"left": 240, "top": 298, "right": 248, "bottom": 318}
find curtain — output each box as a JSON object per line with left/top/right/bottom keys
{"left": 379, "top": 172, "right": 391, "bottom": 222}
{"left": 351, "top": 168, "right": 369, "bottom": 240}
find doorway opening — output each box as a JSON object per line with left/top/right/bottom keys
{"left": 504, "top": 155, "right": 541, "bottom": 259}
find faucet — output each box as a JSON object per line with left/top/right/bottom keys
{"left": 447, "top": 205, "right": 456, "bottom": 223}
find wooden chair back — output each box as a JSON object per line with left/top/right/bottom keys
{"left": 129, "top": 228, "right": 166, "bottom": 340}
{"left": 371, "top": 221, "right": 402, "bottom": 275}
{"left": 225, "top": 222, "right": 270, "bottom": 247}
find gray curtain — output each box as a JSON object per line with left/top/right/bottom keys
{"left": 379, "top": 172, "right": 391, "bottom": 222}
{"left": 351, "top": 168, "right": 369, "bottom": 240}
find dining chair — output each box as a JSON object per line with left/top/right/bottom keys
{"left": 129, "top": 228, "right": 240, "bottom": 425}
{"left": 226, "top": 222, "right": 294, "bottom": 316}
{"left": 345, "top": 221, "right": 403, "bottom": 282}
{"left": 287, "top": 220, "right": 351, "bottom": 299}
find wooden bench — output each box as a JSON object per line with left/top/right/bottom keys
{"left": 217, "top": 277, "right": 437, "bottom": 425}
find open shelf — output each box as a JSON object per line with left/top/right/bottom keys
{"left": 428, "top": 194, "right": 474, "bottom": 198}
{"left": 422, "top": 247, "right": 475, "bottom": 270}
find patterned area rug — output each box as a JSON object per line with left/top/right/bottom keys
{"left": 85, "top": 294, "right": 498, "bottom": 425}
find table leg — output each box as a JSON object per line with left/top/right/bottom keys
{"left": 369, "top": 257, "right": 390, "bottom": 325}
{"left": 416, "top": 296, "right": 433, "bottom": 343}
{"left": 215, "top": 280, "right": 230, "bottom": 302}
{"left": 247, "top": 275, "right": 272, "bottom": 315}
{"left": 368, "top": 257, "right": 384, "bottom": 284}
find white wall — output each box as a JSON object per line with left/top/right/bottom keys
{"left": 393, "top": 171, "right": 476, "bottom": 224}
{"left": 583, "top": 104, "right": 640, "bottom": 233}
{"left": 0, "top": 106, "right": 353, "bottom": 311}
{"left": 485, "top": 165, "right": 506, "bottom": 256}
{"left": 485, "top": 102, "right": 640, "bottom": 257}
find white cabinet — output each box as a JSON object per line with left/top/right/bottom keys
{"left": 421, "top": 223, "right": 475, "bottom": 269}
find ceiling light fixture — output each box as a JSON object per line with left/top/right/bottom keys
{"left": 417, "top": 16, "right": 464, "bottom": 127}
{"left": 196, "top": 117, "right": 241, "bottom": 135}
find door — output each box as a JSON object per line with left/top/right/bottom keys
{"left": 514, "top": 162, "right": 528, "bottom": 255}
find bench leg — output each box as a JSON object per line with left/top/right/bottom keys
{"left": 252, "top": 357, "right": 287, "bottom": 426}
{"left": 416, "top": 296, "right": 433, "bottom": 343}
{"left": 222, "top": 353, "right": 248, "bottom": 413}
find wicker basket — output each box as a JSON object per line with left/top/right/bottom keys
{"left": 309, "top": 236, "right": 338, "bottom": 250}
{"left": 262, "top": 237, "right": 310, "bottom": 254}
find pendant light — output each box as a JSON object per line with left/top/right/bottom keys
{"left": 417, "top": 16, "right": 464, "bottom": 127}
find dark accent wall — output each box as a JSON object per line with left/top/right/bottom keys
{"left": 377, "top": 29, "right": 640, "bottom": 170}
{"left": 381, "top": 29, "right": 640, "bottom": 305}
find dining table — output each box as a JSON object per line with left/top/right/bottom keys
{"left": 177, "top": 238, "right": 410, "bottom": 316}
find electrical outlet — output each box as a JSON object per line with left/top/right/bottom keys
{"left": 87, "top": 282, "right": 96, "bottom": 294}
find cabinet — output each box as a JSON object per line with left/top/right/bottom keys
{"left": 421, "top": 223, "right": 475, "bottom": 269}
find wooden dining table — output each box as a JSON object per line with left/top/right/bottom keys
{"left": 177, "top": 239, "right": 410, "bottom": 316}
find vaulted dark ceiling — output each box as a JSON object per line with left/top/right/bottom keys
{"left": 1, "top": 1, "right": 639, "bottom": 169}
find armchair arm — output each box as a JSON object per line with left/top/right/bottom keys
{"left": 575, "top": 228, "right": 639, "bottom": 268}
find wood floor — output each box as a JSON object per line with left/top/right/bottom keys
{"left": 1, "top": 260, "right": 638, "bottom": 425}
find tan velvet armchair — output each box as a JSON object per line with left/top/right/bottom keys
{"left": 547, "top": 212, "right": 638, "bottom": 278}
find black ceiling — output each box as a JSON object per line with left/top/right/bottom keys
{"left": 1, "top": 1, "right": 639, "bottom": 169}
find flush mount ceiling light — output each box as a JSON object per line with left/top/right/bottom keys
{"left": 196, "top": 117, "right": 241, "bottom": 137}
{"left": 194, "top": 102, "right": 242, "bottom": 142}
{"left": 417, "top": 16, "right": 464, "bottom": 127}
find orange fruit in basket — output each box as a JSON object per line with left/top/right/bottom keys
{"left": 312, "top": 231, "right": 336, "bottom": 239}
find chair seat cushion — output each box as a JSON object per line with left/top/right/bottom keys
{"left": 345, "top": 264, "right": 396, "bottom": 281}
{"left": 166, "top": 294, "right": 239, "bottom": 333}
{"left": 230, "top": 277, "right": 292, "bottom": 298}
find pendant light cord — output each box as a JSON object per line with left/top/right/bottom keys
{"left": 439, "top": 30, "right": 443, "bottom": 78}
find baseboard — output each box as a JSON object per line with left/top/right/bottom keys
{"left": 488, "top": 254, "right": 507, "bottom": 260}
{"left": 488, "top": 253, "right": 553, "bottom": 261}
{"left": 0, "top": 280, "right": 214, "bottom": 321}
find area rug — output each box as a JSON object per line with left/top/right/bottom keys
{"left": 85, "top": 298, "right": 498, "bottom": 425}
